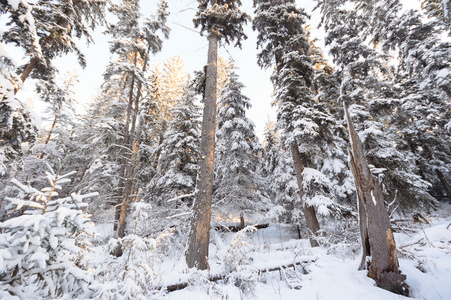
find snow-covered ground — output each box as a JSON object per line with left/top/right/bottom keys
{"left": 89, "top": 205, "right": 451, "bottom": 300}
{"left": 163, "top": 219, "right": 450, "bottom": 299}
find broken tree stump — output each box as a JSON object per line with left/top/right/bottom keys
{"left": 344, "top": 103, "right": 407, "bottom": 295}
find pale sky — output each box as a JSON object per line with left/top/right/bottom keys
{"left": 19, "top": 0, "right": 422, "bottom": 140}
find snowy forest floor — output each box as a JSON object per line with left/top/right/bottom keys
{"left": 93, "top": 203, "right": 451, "bottom": 300}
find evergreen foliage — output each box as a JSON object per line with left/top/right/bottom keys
{"left": 316, "top": 0, "right": 440, "bottom": 210}
{"left": 214, "top": 66, "right": 271, "bottom": 218}
{"left": 254, "top": 0, "right": 348, "bottom": 217}
{"left": 0, "top": 166, "right": 97, "bottom": 299}
{"left": 152, "top": 85, "right": 201, "bottom": 206}
{"left": 193, "top": 0, "right": 251, "bottom": 47}
{"left": 2, "top": 0, "right": 106, "bottom": 88}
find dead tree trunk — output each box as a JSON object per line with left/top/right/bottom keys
{"left": 290, "top": 143, "right": 320, "bottom": 247}
{"left": 344, "top": 104, "right": 406, "bottom": 294}
{"left": 186, "top": 28, "right": 218, "bottom": 270}
{"left": 349, "top": 153, "right": 371, "bottom": 270}
{"left": 165, "top": 258, "right": 316, "bottom": 292}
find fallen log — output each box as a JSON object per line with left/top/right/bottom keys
{"left": 163, "top": 258, "right": 317, "bottom": 292}
{"left": 214, "top": 223, "right": 269, "bottom": 232}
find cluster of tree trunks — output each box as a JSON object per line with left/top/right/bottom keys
{"left": 344, "top": 103, "right": 407, "bottom": 295}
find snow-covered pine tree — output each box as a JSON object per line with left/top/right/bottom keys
{"left": 103, "top": 0, "right": 169, "bottom": 240}
{"left": 262, "top": 121, "right": 278, "bottom": 180}
{"left": 161, "top": 55, "right": 189, "bottom": 107}
{"left": 1, "top": 0, "right": 106, "bottom": 92}
{"left": 253, "top": 0, "right": 345, "bottom": 246}
{"left": 152, "top": 84, "right": 201, "bottom": 209}
{"left": 141, "top": 56, "right": 190, "bottom": 181}
{"left": 316, "top": 0, "right": 437, "bottom": 211}
{"left": 0, "top": 1, "right": 40, "bottom": 218}
{"left": 36, "top": 71, "right": 79, "bottom": 160}
{"left": 381, "top": 7, "right": 451, "bottom": 202}
{"left": 214, "top": 65, "right": 271, "bottom": 222}
{"left": 186, "top": 0, "right": 250, "bottom": 269}
{"left": 269, "top": 147, "right": 298, "bottom": 224}
{"left": 422, "top": 0, "right": 451, "bottom": 33}
{"left": 60, "top": 89, "right": 124, "bottom": 217}
{"left": 358, "top": 0, "right": 451, "bottom": 204}
{"left": 0, "top": 166, "right": 98, "bottom": 299}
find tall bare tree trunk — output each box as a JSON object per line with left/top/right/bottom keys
{"left": 290, "top": 143, "right": 320, "bottom": 247}
{"left": 116, "top": 51, "right": 149, "bottom": 239}
{"left": 114, "top": 53, "right": 138, "bottom": 234}
{"left": 186, "top": 29, "right": 218, "bottom": 270}
{"left": 344, "top": 104, "right": 406, "bottom": 294}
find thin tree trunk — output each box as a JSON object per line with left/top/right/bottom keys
{"left": 186, "top": 28, "right": 218, "bottom": 270}
{"left": 344, "top": 103, "right": 406, "bottom": 294}
{"left": 15, "top": 31, "right": 58, "bottom": 94}
{"left": 39, "top": 114, "right": 58, "bottom": 159}
{"left": 290, "top": 143, "right": 320, "bottom": 247}
{"left": 153, "top": 130, "right": 165, "bottom": 170}
{"left": 436, "top": 169, "right": 451, "bottom": 201}
{"left": 14, "top": 57, "right": 40, "bottom": 94}
{"left": 407, "top": 137, "right": 426, "bottom": 180}
{"left": 114, "top": 53, "right": 138, "bottom": 234}
{"left": 116, "top": 51, "right": 149, "bottom": 239}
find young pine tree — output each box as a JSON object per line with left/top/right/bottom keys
{"left": 153, "top": 85, "right": 201, "bottom": 208}
{"left": 0, "top": 167, "right": 98, "bottom": 299}
{"left": 214, "top": 66, "right": 271, "bottom": 221}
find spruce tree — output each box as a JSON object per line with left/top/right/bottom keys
{"left": 316, "top": 0, "right": 437, "bottom": 210}
{"left": 154, "top": 85, "right": 201, "bottom": 206}
{"left": 253, "top": 0, "right": 345, "bottom": 246}
{"left": 0, "top": 168, "right": 98, "bottom": 298}
{"left": 103, "top": 0, "right": 169, "bottom": 240}
{"left": 1, "top": 0, "right": 106, "bottom": 93}
{"left": 0, "top": 2, "right": 39, "bottom": 216}
{"left": 214, "top": 66, "right": 270, "bottom": 220}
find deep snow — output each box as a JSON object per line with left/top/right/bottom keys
{"left": 91, "top": 204, "right": 451, "bottom": 300}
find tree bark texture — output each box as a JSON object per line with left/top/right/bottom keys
{"left": 290, "top": 143, "right": 320, "bottom": 247}
{"left": 349, "top": 151, "right": 370, "bottom": 270}
{"left": 186, "top": 30, "right": 218, "bottom": 270}
{"left": 344, "top": 104, "right": 406, "bottom": 294}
